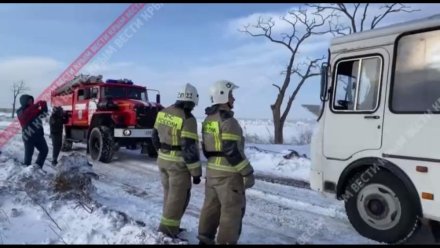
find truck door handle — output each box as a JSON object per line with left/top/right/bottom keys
{"left": 364, "top": 115, "right": 380, "bottom": 119}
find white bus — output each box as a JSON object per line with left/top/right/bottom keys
{"left": 311, "top": 14, "right": 440, "bottom": 244}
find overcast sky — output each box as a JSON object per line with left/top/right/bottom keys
{"left": 1, "top": 3, "right": 440, "bottom": 120}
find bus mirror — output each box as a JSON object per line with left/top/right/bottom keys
{"left": 320, "top": 62, "right": 329, "bottom": 101}
{"left": 156, "top": 94, "right": 161, "bottom": 104}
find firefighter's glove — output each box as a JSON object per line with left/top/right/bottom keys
{"left": 193, "top": 176, "right": 201, "bottom": 185}
{"left": 243, "top": 173, "right": 255, "bottom": 189}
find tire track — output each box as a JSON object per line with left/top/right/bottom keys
{"left": 255, "top": 174, "right": 311, "bottom": 189}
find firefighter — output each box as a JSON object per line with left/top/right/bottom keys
{"left": 49, "top": 106, "right": 67, "bottom": 166}
{"left": 198, "top": 80, "right": 255, "bottom": 245}
{"left": 16, "top": 94, "right": 49, "bottom": 169}
{"left": 151, "top": 83, "right": 202, "bottom": 239}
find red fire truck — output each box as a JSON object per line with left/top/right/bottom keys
{"left": 51, "top": 74, "right": 163, "bottom": 163}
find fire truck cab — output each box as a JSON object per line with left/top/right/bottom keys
{"left": 51, "top": 75, "right": 163, "bottom": 163}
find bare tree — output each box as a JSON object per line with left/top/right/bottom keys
{"left": 240, "top": 7, "right": 339, "bottom": 144}
{"left": 307, "top": 3, "right": 420, "bottom": 35}
{"left": 11, "top": 81, "right": 29, "bottom": 118}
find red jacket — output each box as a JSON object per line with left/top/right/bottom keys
{"left": 17, "top": 101, "right": 48, "bottom": 134}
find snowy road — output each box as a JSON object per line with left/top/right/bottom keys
{"left": 0, "top": 115, "right": 376, "bottom": 244}
{"left": 88, "top": 147, "right": 377, "bottom": 244}
{"left": 1, "top": 132, "right": 436, "bottom": 244}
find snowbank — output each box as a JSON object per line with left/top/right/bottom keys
{"left": 246, "top": 144, "right": 311, "bottom": 182}
{"left": 197, "top": 119, "right": 316, "bottom": 145}
{"left": 0, "top": 153, "right": 168, "bottom": 244}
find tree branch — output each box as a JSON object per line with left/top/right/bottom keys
{"left": 281, "top": 57, "right": 324, "bottom": 122}
{"left": 239, "top": 6, "right": 339, "bottom": 143}
{"left": 360, "top": 3, "right": 369, "bottom": 32}
{"left": 309, "top": 3, "right": 419, "bottom": 35}
{"left": 272, "top": 84, "right": 281, "bottom": 93}
{"left": 239, "top": 17, "right": 294, "bottom": 53}
{"left": 371, "top": 4, "right": 419, "bottom": 29}
{"left": 336, "top": 3, "right": 357, "bottom": 33}
{"left": 12, "top": 81, "right": 29, "bottom": 98}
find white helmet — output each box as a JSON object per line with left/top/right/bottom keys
{"left": 209, "top": 80, "right": 239, "bottom": 105}
{"left": 177, "top": 83, "right": 199, "bottom": 105}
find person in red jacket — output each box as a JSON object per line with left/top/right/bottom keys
{"left": 16, "top": 94, "right": 49, "bottom": 169}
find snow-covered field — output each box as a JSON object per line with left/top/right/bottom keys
{"left": 0, "top": 114, "right": 380, "bottom": 244}
{"left": 196, "top": 118, "right": 316, "bottom": 145}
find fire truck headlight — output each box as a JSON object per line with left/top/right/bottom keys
{"left": 123, "top": 129, "right": 132, "bottom": 136}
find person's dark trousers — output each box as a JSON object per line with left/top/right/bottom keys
{"left": 23, "top": 134, "right": 49, "bottom": 168}
{"left": 51, "top": 133, "right": 62, "bottom": 165}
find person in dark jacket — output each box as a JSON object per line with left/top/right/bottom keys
{"left": 49, "top": 106, "right": 67, "bottom": 166}
{"left": 16, "top": 94, "right": 49, "bottom": 169}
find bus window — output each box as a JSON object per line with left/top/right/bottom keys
{"left": 392, "top": 29, "right": 440, "bottom": 113}
{"left": 333, "top": 56, "right": 382, "bottom": 112}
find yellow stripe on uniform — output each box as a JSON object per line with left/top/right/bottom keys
{"left": 207, "top": 159, "right": 250, "bottom": 173}
{"left": 235, "top": 159, "right": 250, "bottom": 172}
{"left": 187, "top": 161, "right": 201, "bottom": 170}
{"left": 181, "top": 131, "right": 199, "bottom": 140}
{"left": 160, "top": 217, "right": 180, "bottom": 227}
{"left": 203, "top": 121, "right": 222, "bottom": 164}
{"left": 158, "top": 151, "right": 184, "bottom": 162}
{"left": 221, "top": 133, "right": 241, "bottom": 141}
{"left": 207, "top": 162, "right": 237, "bottom": 173}
{"left": 171, "top": 128, "right": 178, "bottom": 157}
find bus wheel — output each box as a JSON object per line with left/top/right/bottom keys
{"left": 344, "top": 170, "right": 420, "bottom": 244}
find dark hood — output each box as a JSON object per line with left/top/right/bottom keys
{"left": 205, "top": 105, "right": 220, "bottom": 115}
{"left": 175, "top": 101, "right": 195, "bottom": 111}
{"left": 19, "top": 94, "right": 34, "bottom": 108}
{"left": 174, "top": 101, "right": 195, "bottom": 118}
{"left": 51, "top": 106, "right": 64, "bottom": 117}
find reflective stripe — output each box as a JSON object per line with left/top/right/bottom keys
{"left": 214, "top": 133, "right": 221, "bottom": 165}
{"left": 221, "top": 133, "right": 241, "bottom": 141}
{"left": 170, "top": 127, "right": 178, "bottom": 159}
{"left": 172, "top": 128, "right": 178, "bottom": 146}
{"left": 215, "top": 154, "right": 221, "bottom": 165}
{"left": 235, "top": 159, "right": 250, "bottom": 172}
{"left": 207, "top": 159, "right": 250, "bottom": 173}
{"left": 155, "top": 112, "right": 183, "bottom": 130}
{"left": 207, "top": 163, "right": 237, "bottom": 173}
{"left": 158, "top": 151, "right": 183, "bottom": 162}
{"left": 181, "top": 131, "right": 198, "bottom": 140}
{"left": 187, "top": 161, "right": 201, "bottom": 170}
{"left": 202, "top": 121, "right": 222, "bottom": 164}
{"left": 160, "top": 217, "right": 180, "bottom": 227}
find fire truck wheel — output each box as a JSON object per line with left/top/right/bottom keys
{"left": 344, "top": 170, "right": 420, "bottom": 244}
{"left": 61, "top": 139, "right": 73, "bottom": 152}
{"left": 89, "top": 126, "right": 115, "bottom": 163}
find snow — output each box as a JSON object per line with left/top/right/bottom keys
{"left": 197, "top": 118, "right": 316, "bottom": 145}
{"left": 0, "top": 113, "right": 379, "bottom": 244}
{"left": 246, "top": 144, "right": 311, "bottom": 182}
{"left": 0, "top": 152, "right": 162, "bottom": 244}
{"left": 196, "top": 118, "right": 315, "bottom": 182}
